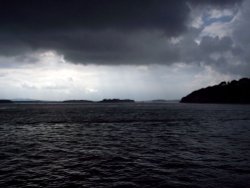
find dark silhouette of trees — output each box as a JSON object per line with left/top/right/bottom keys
{"left": 99, "top": 99, "right": 135, "bottom": 103}
{"left": 63, "top": 100, "right": 93, "bottom": 103}
{"left": 0, "top": 100, "right": 13, "bottom": 103}
{"left": 180, "top": 78, "right": 250, "bottom": 104}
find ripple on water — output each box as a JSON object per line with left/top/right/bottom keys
{"left": 0, "top": 103, "right": 250, "bottom": 188}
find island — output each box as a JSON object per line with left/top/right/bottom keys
{"left": 99, "top": 99, "right": 135, "bottom": 103}
{"left": 180, "top": 78, "right": 250, "bottom": 104}
{"left": 63, "top": 100, "right": 94, "bottom": 103}
{"left": 0, "top": 100, "right": 13, "bottom": 103}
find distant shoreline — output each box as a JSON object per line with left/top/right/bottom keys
{"left": 0, "top": 99, "right": 181, "bottom": 104}
{"left": 0, "top": 100, "right": 13, "bottom": 104}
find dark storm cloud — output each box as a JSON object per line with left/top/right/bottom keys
{"left": 1, "top": 0, "right": 242, "bottom": 32}
{"left": 0, "top": 0, "right": 244, "bottom": 65}
{"left": 0, "top": 0, "right": 191, "bottom": 35}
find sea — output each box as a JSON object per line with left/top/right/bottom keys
{"left": 0, "top": 103, "right": 250, "bottom": 188}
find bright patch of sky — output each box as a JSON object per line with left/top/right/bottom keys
{"left": 192, "top": 8, "right": 235, "bottom": 29}
{"left": 192, "top": 8, "right": 238, "bottom": 44}
{"left": 0, "top": 51, "right": 236, "bottom": 101}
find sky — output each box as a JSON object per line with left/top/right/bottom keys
{"left": 0, "top": 0, "right": 249, "bottom": 101}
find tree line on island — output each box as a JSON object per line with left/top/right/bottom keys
{"left": 0, "top": 99, "right": 135, "bottom": 104}
{"left": 63, "top": 99, "right": 135, "bottom": 103}
{"left": 180, "top": 78, "right": 250, "bottom": 104}
{"left": 0, "top": 100, "right": 13, "bottom": 103}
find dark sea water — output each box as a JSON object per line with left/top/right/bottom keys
{"left": 0, "top": 103, "right": 250, "bottom": 188}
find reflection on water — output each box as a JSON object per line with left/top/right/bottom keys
{"left": 0, "top": 103, "right": 250, "bottom": 187}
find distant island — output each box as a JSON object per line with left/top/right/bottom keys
{"left": 180, "top": 78, "right": 250, "bottom": 104}
{"left": 0, "top": 100, "right": 13, "bottom": 103}
{"left": 63, "top": 99, "right": 135, "bottom": 103}
{"left": 0, "top": 99, "right": 136, "bottom": 104}
{"left": 63, "top": 100, "right": 94, "bottom": 103}
{"left": 99, "top": 99, "right": 135, "bottom": 103}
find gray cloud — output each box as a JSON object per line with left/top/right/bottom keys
{"left": 1, "top": 0, "right": 241, "bottom": 31}
{"left": 0, "top": 1, "right": 191, "bottom": 35}
{"left": 0, "top": 0, "right": 247, "bottom": 76}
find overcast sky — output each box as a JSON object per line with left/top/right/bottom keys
{"left": 0, "top": 0, "right": 249, "bottom": 101}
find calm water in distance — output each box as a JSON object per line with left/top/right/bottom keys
{"left": 0, "top": 103, "right": 250, "bottom": 188}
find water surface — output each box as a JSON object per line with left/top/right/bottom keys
{"left": 0, "top": 103, "right": 250, "bottom": 187}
